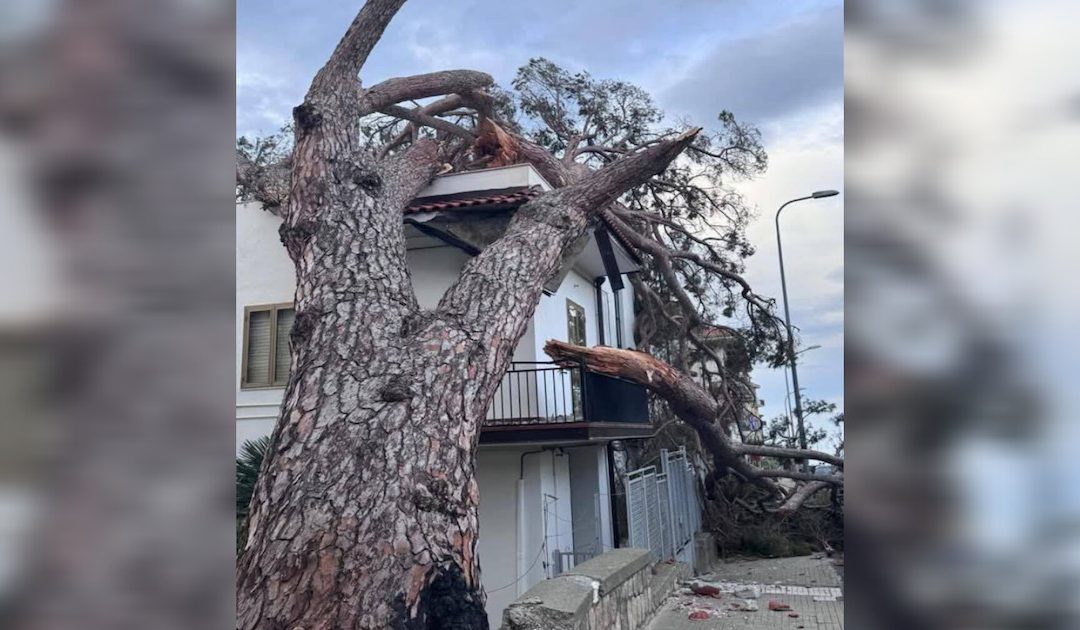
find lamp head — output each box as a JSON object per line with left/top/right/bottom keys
{"left": 811, "top": 189, "right": 839, "bottom": 198}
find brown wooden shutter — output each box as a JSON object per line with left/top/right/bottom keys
{"left": 245, "top": 309, "right": 272, "bottom": 385}
{"left": 273, "top": 308, "right": 295, "bottom": 384}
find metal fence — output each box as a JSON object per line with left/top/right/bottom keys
{"left": 625, "top": 447, "right": 702, "bottom": 565}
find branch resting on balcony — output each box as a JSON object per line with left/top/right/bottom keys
{"left": 543, "top": 340, "right": 844, "bottom": 508}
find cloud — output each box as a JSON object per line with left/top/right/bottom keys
{"left": 660, "top": 5, "right": 843, "bottom": 127}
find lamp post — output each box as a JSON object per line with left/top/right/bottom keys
{"left": 775, "top": 189, "right": 838, "bottom": 454}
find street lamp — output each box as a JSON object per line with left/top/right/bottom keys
{"left": 775, "top": 190, "right": 838, "bottom": 454}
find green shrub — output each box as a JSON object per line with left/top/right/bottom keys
{"left": 236, "top": 436, "right": 270, "bottom": 555}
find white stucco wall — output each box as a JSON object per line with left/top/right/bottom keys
{"left": 236, "top": 202, "right": 294, "bottom": 451}
{"left": 567, "top": 444, "right": 615, "bottom": 558}
{"left": 545, "top": 450, "right": 575, "bottom": 570}
{"left": 510, "top": 449, "right": 574, "bottom": 595}
{"left": 420, "top": 163, "right": 551, "bottom": 197}
{"left": 405, "top": 244, "right": 471, "bottom": 309}
{"left": 532, "top": 269, "right": 597, "bottom": 357}
{"left": 475, "top": 448, "right": 523, "bottom": 629}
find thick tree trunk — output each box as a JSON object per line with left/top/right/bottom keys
{"left": 236, "top": 142, "right": 696, "bottom": 628}
{"left": 234, "top": 4, "right": 699, "bottom": 626}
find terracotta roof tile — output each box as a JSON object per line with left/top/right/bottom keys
{"left": 404, "top": 186, "right": 542, "bottom": 215}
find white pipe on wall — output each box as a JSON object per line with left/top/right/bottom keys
{"left": 515, "top": 477, "right": 525, "bottom": 596}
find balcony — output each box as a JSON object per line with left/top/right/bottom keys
{"left": 480, "top": 361, "right": 652, "bottom": 445}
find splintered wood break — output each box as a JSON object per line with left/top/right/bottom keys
{"left": 472, "top": 118, "right": 520, "bottom": 167}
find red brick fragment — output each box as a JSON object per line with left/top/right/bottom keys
{"left": 692, "top": 584, "right": 721, "bottom": 597}
{"left": 768, "top": 600, "right": 792, "bottom": 611}
{"left": 688, "top": 610, "right": 710, "bottom": 620}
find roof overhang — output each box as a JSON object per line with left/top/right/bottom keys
{"left": 403, "top": 163, "right": 642, "bottom": 284}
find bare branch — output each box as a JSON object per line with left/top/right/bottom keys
{"left": 236, "top": 143, "right": 290, "bottom": 214}
{"left": 312, "top": 0, "right": 408, "bottom": 91}
{"left": 750, "top": 469, "right": 843, "bottom": 484}
{"left": 606, "top": 207, "right": 778, "bottom": 319}
{"left": 733, "top": 443, "right": 844, "bottom": 468}
{"left": 555, "top": 128, "right": 701, "bottom": 212}
{"left": 773, "top": 481, "right": 831, "bottom": 514}
{"left": 359, "top": 70, "right": 493, "bottom": 115}
{"left": 379, "top": 104, "right": 476, "bottom": 143}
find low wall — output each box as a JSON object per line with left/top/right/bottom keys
{"left": 502, "top": 548, "right": 690, "bottom": 630}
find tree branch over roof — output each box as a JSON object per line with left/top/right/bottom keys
{"left": 359, "top": 70, "right": 494, "bottom": 115}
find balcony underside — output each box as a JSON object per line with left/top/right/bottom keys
{"left": 479, "top": 420, "right": 654, "bottom": 445}
{"left": 479, "top": 361, "right": 651, "bottom": 445}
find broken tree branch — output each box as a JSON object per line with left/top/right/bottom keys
{"left": 774, "top": 481, "right": 831, "bottom": 515}
{"left": 359, "top": 70, "right": 493, "bottom": 116}
{"left": 379, "top": 104, "right": 476, "bottom": 143}
{"left": 542, "top": 340, "right": 845, "bottom": 504}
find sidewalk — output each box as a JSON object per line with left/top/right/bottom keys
{"left": 645, "top": 554, "right": 844, "bottom": 629}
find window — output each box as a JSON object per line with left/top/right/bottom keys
{"left": 566, "top": 299, "right": 587, "bottom": 346}
{"left": 242, "top": 303, "right": 295, "bottom": 389}
{"left": 566, "top": 299, "right": 587, "bottom": 418}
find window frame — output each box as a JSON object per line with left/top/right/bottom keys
{"left": 240, "top": 302, "right": 295, "bottom": 390}
{"left": 566, "top": 299, "right": 587, "bottom": 346}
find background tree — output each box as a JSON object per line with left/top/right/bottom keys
{"left": 765, "top": 398, "right": 834, "bottom": 452}
{"left": 235, "top": 2, "right": 842, "bottom": 627}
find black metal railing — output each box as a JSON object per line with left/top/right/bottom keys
{"left": 484, "top": 361, "right": 649, "bottom": 427}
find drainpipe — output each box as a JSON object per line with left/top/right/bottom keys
{"left": 593, "top": 277, "right": 606, "bottom": 346}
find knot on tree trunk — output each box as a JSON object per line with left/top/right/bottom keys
{"left": 346, "top": 161, "right": 382, "bottom": 193}
{"left": 292, "top": 101, "right": 323, "bottom": 131}
{"left": 410, "top": 475, "right": 463, "bottom": 517}
{"left": 279, "top": 218, "right": 319, "bottom": 259}
{"left": 379, "top": 375, "right": 414, "bottom": 402}
{"left": 290, "top": 309, "right": 319, "bottom": 346}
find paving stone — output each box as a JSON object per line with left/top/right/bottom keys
{"left": 644, "top": 555, "right": 844, "bottom": 630}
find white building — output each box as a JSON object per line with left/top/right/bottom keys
{"left": 236, "top": 164, "right": 653, "bottom": 627}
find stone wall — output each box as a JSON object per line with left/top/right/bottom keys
{"left": 502, "top": 548, "right": 691, "bottom": 630}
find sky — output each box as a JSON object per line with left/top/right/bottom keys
{"left": 237, "top": 0, "right": 845, "bottom": 445}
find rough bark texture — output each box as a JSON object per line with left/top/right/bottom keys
{"left": 235, "top": 3, "right": 700, "bottom": 627}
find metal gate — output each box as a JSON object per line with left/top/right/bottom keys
{"left": 625, "top": 447, "right": 703, "bottom": 564}
{"left": 626, "top": 466, "right": 651, "bottom": 554}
